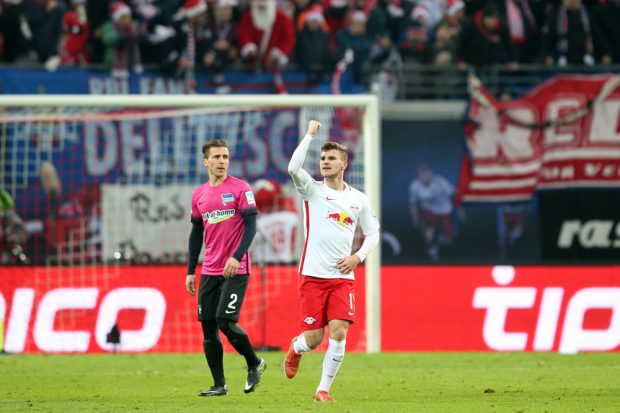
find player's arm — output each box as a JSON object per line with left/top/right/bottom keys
{"left": 337, "top": 196, "right": 380, "bottom": 274}
{"left": 186, "top": 216, "right": 204, "bottom": 295}
{"left": 223, "top": 209, "right": 257, "bottom": 278}
{"left": 288, "top": 120, "right": 321, "bottom": 196}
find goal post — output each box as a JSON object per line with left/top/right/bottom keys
{"left": 0, "top": 94, "right": 381, "bottom": 353}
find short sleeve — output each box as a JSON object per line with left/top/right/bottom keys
{"left": 238, "top": 181, "right": 258, "bottom": 216}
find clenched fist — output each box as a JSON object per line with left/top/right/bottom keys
{"left": 307, "top": 120, "right": 321, "bottom": 137}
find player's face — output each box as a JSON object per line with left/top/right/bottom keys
{"left": 204, "top": 147, "right": 230, "bottom": 179}
{"left": 320, "top": 149, "right": 347, "bottom": 179}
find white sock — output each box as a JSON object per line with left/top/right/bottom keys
{"left": 317, "top": 338, "right": 346, "bottom": 393}
{"left": 292, "top": 333, "right": 311, "bottom": 354}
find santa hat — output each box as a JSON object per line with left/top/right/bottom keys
{"left": 111, "top": 2, "right": 131, "bottom": 22}
{"left": 351, "top": 10, "right": 367, "bottom": 24}
{"left": 217, "top": 0, "right": 237, "bottom": 7}
{"left": 447, "top": 0, "right": 464, "bottom": 16}
{"left": 330, "top": 0, "right": 348, "bottom": 8}
{"left": 306, "top": 11, "right": 325, "bottom": 24}
{"left": 183, "top": 0, "right": 207, "bottom": 18}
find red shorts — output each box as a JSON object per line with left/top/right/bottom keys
{"left": 298, "top": 275, "right": 356, "bottom": 330}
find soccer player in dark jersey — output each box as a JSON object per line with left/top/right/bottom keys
{"left": 186, "top": 139, "right": 266, "bottom": 397}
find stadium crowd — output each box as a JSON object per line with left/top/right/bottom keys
{"left": 0, "top": 0, "right": 619, "bottom": 93}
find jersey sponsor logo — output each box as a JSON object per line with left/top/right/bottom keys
{"left": 304, "top": 316, "right": 316, "bottom": 325}
{"left": 203, "top": 209, "right": 235, "bottom": 224}
{"left": 326, "top": 197, "right": 336, "bottom": 201}
{"left": 221, "top": 193, "right": 234, "bottom": 205}
{"left": 245, "top": 191, "right": 256, "bottom": 204}
{"left": 327, "top": 212, "right": 354, "bottom": 226}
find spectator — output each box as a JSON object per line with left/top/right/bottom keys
{"left": 292, "top": 0, "right": 327, "bottom": 31}
{"left": 335, "top": 10, "right": 372, "bottom": 84}
{"left": 203, "top": 0, "right": 240, "bottom": 93}
{"left": 399, "top": 17, "right": 432, "bottom": 63}
{"left": 496, "top": 0, "right": 540, "bottom": 64}
{"left": 541, "top": 0, "right": 609, "bottom": 67}
{"left": 23, "top": 0, "right": 65, "bottom": 70}
{"left": 411, "top": 0, "right": 447, "bottom": 30}
{"left": 0, "top": 0, "right": 35, "bottom": 63}
{"left": 458, "top": 2, "right": 516, "bottom": 69}
{"left": 60, "top": 0, "right": 89, "bottom": 66}
{"left": 295, "top": 10, "right": 333, "bottom": 85}
{"left": 238, "top": 0, "right": 296, "bottom": 93}
{"left": 323, "top": 0, "right": 349, "bottom": 37}
{"left": 593, "top": 0, "right": 619, "bottom": 64}
{"left": 432, "top": 1, "right": 465, "bottom": 65}
{"left": 100, "top": 1, "right": 143, "bottom": 77}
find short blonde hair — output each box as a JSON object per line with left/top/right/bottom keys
{"left": 321, "top": 141, "right": 348, "bottom": 161}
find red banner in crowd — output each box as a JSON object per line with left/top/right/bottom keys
{"left": 1, "top": 265, "right": 619, "bottom": 354}
{"left": 460, "top": 75, "right": 620, "bottom": 201}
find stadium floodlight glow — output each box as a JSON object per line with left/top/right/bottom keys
{"left": 0, "top": 94, "right": 382, "bottom": 353}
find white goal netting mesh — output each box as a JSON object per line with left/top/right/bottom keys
{"left": 0, "top": 102, "right": 369, "bottom": 352}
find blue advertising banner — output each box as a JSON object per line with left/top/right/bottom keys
{"left": 0, "top": 67, "right": 366, "bottom": 95}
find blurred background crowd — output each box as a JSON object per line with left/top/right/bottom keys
{"left": 0, "top": 0, "right": 619, "bottom": 93}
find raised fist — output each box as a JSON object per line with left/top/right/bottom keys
{"left": 307, "top": 120, "right": 321, "bottom": 137}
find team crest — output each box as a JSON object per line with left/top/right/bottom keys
{"left": 221, "top": 193, "right": 234, "bottom": 205}
{"left": 304, "top": 316, "right": 316, "bottom": 325}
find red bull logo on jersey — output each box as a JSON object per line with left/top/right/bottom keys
{"left": 327, "top": 212, "right": 355, "bottom": 226}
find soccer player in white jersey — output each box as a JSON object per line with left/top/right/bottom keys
{"left": 283, "top": 120, "right": 380, "bottom": 402}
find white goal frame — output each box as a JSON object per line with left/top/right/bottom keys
{"left": 0, "top": 94, "right": 382, "bottom": 353}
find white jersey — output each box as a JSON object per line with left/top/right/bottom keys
{"left": 289, "top": 136, "right": 380, "bottom": 280}
{"left": 409, "top": 175, "right": 454, "bottom": 215}
{"left": 251, "top": 210, "right": 299, "bottom": 264}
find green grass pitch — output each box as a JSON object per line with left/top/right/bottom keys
{"left": 1, "top": 352, "right": 619, "bottom": 412}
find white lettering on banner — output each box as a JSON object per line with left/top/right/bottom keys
{"left": 270, "top": 111, "right": 296, "bottom": 172}
{"left": 4, "top": 288, "right": 35, "bottom": 353}
{"left": 473, "top": 267, "right": 536, "bottom": 350}
{"left": 557, "top": 220, "right": 620, "bottom": 249}
{"left": 95, "top": 288, "right": 166, "bottom": 352}
{"left": 120, "top": 119, "right": 146, "bottom": 176}
{"left": 86, "top": 121, "right": 117, "bottom": 176}
{"left": 138, "top": 77, "right": 185, "bottom": 94}
{"left": 469, "top": 106, "right": 537, "bottom": 160}
{"left": 544, "top": 98, "right": 583, "bottom": 146}
{"left": 560, "top": 288, "right": 620, "bottom": 354}
{"left": 88, "top": 77, "right": 129, "bottom": 94}
{"left": 588, "top": 100, "right": 620, "bottom": 143}
{"left": 33, "top": 288, "right": 99, "bottom": 352}
{"left": 533, "top": 288, "right": 563, "bottom": 351}
{"left": 2, "top": 287, "right": 167, "bottom": 353}
{"left": 474, "top": 266, "right": 620, "bottom": 353}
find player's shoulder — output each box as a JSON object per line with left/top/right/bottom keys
{"left": 192, "top": 181, "right": 210, "bottom": 197}
{"left": 345, "top": 183, "right": 366, "bottom": 198}
{"left": 225, "top": 175, "right": 252, "bottom": 190}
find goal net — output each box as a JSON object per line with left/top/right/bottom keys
{"left": 0, "top": 95, "right": 381, "bottom": 353}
